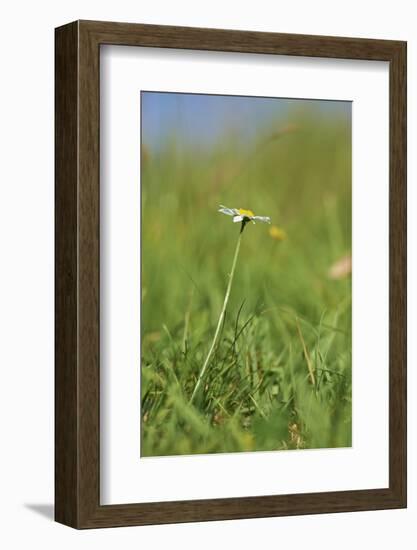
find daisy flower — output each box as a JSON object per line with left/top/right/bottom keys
{"left": 218, "top": 205, "right": 271, "bottom": 225}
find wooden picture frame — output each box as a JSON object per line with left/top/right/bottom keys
{"left": 55, "top": 20, "right": 407, "bottom": 529}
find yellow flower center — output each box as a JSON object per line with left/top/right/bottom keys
{"left": 238, "top": 208, "right": 254, "bottom": 218}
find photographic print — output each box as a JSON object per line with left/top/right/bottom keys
{"left": 141, "top": 91, "right": 352, "bottom": 458}
{"left": 55, "top": 21, "right": 406, "bottom": 527}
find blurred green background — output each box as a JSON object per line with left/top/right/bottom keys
{"left": 141, "top": 92, "right": 352, "bottom": 457}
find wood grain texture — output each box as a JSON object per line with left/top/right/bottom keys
{"left": 55, "top": 21, "right": 79, "bottom": 527}
{"left": 55, "top": 20, "right": 407, "bottom": 529}
{"left": 388, "top": 41, "right": 407, "bottom": 504}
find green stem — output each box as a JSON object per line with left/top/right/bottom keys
{"left": 190, "top": 227, "right": 244, "bottom": 404}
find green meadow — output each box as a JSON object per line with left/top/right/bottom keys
{"left": 141, "top": 103, "right": 352, "bottom": 457}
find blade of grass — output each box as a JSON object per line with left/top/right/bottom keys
{"left": 296, "top": 316, "right": 316, "bottom": 387}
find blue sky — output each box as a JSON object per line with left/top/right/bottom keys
{"left": 141, "top": 91, "right": 350, "bottom": 150}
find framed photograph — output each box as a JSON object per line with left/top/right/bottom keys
{"left": 55, "top": 20, "right": 406, "bottom": 528}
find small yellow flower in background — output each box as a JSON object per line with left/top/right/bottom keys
{"left": 269, "top": 225, "right": 287, "bottom": 241}
{"left": 218, "top": 205, "right": 271, "bottom": 225}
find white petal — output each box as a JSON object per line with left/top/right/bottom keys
{"left": 252, "top": 216, "right": 271, "bottom": 224}
{"left": 233, "top": 215, "right": 244, "bottom": 223}
{"left": 218, "top": 205, "right": 236, "bottom": 216}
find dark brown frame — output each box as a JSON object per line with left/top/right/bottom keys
{"left": 55, "top": 20, "right": 407, "bottom": 529}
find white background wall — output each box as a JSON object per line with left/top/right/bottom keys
{"left": 0, "top": 1, "right": 415, "bottom": 548}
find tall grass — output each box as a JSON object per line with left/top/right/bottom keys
{"left": 141, "top": 107, "right": 351, "bottom": 456}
